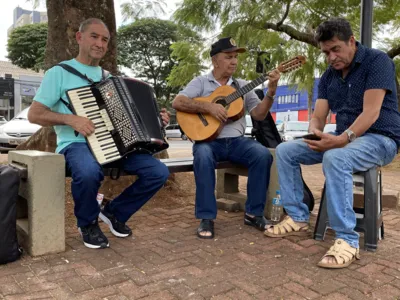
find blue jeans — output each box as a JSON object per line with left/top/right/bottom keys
{"left": 276, "top": 133, "right": 397, "bottom": 248}
{"left": 193, "top": 136, "right": 273, "bottom": 219}
{"left": 60, "top": 143, "right": 169, "bottom": 227}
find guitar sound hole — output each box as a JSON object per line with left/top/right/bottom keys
{"left": 215, "top": 98, "right": 228, "bottom": 107}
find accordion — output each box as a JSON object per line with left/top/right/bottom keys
{"left": 66, "top": 77, "right": 169, "bottom": 165}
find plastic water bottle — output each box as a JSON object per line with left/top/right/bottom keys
{"left": 270, "top": 190, "right": 282, "bottom": 222}
{"left": 276, "top": 190, "right": 281, "bottom": 203}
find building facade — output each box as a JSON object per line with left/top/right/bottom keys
{"left": 267, "top": 78, "right": 336, "bottom": 123}
{"left": 0, "top": 61, "right": 43, "bottom": 120}
{"left": 7, "top": 6, "right": 48, "bottom": 37}
{"left": 1, "top": 7, "right": 47, "bottom": 120}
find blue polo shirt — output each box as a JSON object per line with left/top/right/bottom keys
{"left": 318, "top": 42, "right": 400, "bottom": 148}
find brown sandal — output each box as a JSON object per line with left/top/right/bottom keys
{"left": 317, "top": 239, "right": 360, "bottom": 269}
{"left": 264, "top": 216, "right": 309, "bottom": 238}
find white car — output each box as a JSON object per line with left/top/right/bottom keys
{"left": 0, "top": 116, "right": 7, "bottom": 126}
{"left": 0, "top": 107, "right": 41, "bottom": 150}
{"left": 165, "top": 124, "right": 188, "bottom": 140}
{"left": 281, "top": 121, "right": 309, "bottom": 141}
{"left": 323, "top": 123, "right": 337, "bottom": 133}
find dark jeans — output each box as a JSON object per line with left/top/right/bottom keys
{"left": 193, "top": 136, "right": 273, "bottom": 219}
{"left": 61, "top": 143, "right": 169, "bottom": 227}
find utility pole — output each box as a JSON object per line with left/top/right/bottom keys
{"left": 360, "top": 0, "right": 373, "bottom": 47}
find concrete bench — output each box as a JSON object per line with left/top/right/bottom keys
{"left": 8, "top": 149, "right": 279, "bottom": 256}
{"left": 9, "top": 151, "right": 65, "bottom": 257}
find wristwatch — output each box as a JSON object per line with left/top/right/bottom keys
{"left": 344, "top": 129, "right": 357, "bottom": 142}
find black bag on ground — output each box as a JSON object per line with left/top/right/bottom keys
{"left": 0, "top": 165, "right": 22, "bottom": 264}
{"left": 251, "top": 89, "right": 314, "bottom": 212}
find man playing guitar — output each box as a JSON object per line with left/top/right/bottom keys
{"left": 172, "top": 37, "right": 280, "bottom": 239}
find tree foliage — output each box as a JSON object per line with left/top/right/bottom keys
{"left": 173, "top": 0, "right": 400, "bottom": 110}
{"left": 120, "top": 0, "right": 167, "bottom": 22}
{"left": 7, "top": 23, "right": 48, "bottom": 72}
{"left": 167, "top": 41, "right": 207, "bottom": 88}
{"left": 118, "top": 18, "right": 202, "bottom": 107}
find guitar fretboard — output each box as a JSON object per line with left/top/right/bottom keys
{"left": 223, "top": 55, "right": 305, "bottom": 105}
{"left": 225, "top": 74, "right": 268, "bottom": 104}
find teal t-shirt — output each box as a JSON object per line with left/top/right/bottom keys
{"left": 34, "top": 59, "right": 105, "bottom": 153}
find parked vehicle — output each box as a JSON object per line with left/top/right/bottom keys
{"left": 323, "top": 123, "right": 337, "bottom": 133}
{"left": 276, "top": 122, "right": 284, "bottom": 135}
{"left": 165, "top": 124, "right": 188, "bottom": 140}
{"left": 0, "top": 116, "right": 7, "bottom": 126}
{"left": 0, "top": 107, "right": 41, "bottom": 150}
{"left": 280, "top": 121, "right": 309, "bottom": 141}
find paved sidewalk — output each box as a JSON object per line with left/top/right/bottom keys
{"left": 1, "top": 166, "right": 400, "bottom": 299}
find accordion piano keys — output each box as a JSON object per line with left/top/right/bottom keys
{"left": 100, "top": 109, "right": 115, "bottom": 131}
{"left": 67, "top": 89, "right": 121, "bottom": 164}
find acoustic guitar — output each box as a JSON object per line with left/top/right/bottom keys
{"left": 177, "top": 56, "right": 306, "bottom": 141}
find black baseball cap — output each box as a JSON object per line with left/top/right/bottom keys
{"left": 210, "top": 37, "right": 246, "bottom": 57}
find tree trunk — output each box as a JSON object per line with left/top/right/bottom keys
{"left": 44, "top": 0, "right": 117, "bottom": 73}
{"left": 307, "top": 89, "right": 313, "bottom": 121}
{"left": 16, "top": 127, "right": 57, "bottom": 152}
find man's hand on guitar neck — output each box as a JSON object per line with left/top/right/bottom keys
{"left": 266, "top": 69, "right": 280, "bottom": 95}
{"left": 209, "top": 103, "right": 228, "bottom": 122}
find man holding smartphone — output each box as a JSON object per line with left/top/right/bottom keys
{"left": 264, "top": 18, "right": 400, "bottom": 269}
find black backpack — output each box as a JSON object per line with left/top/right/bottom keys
{"left": 250, "top": 92, "right": 314, "bottom": 212}
{"left": 0, "top": 165, "right": 22, "bottom": 264}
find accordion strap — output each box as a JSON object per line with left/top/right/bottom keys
{"left": 109, "top": 166, "right": 122, "bottom": 180}
{"left": 57, "top": 63, "right": 110, "bottom": 84}
{"left": 60, "top": 98, "right": 73, "bottom": 112}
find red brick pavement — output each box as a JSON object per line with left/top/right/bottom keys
{"left": 1, "top": 165, "right": 400, "bottom": 299}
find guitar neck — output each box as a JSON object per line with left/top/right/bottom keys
{"left": 225, "top": 73, "right": 268, "bottom": 105}
{"left": 224, "top": 55, "right": 306, "bottom": 105}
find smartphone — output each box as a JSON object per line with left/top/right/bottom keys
{"left": 301, "top": 133, "right": 321, "bottom": 141}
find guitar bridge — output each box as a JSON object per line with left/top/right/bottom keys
{"left": 198, "top": 113, "right": 208, "bottom": 126}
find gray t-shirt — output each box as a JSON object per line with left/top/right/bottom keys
{"left": 178, "top": 72, "right": 261, "bottom": 138}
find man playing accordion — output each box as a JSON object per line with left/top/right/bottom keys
{"left": 28, "top": 18, "right": 170, "bottom": 249}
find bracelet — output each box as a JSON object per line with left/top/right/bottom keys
{"left": 265, "top": 94, "right": 275, "bottom": 101}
